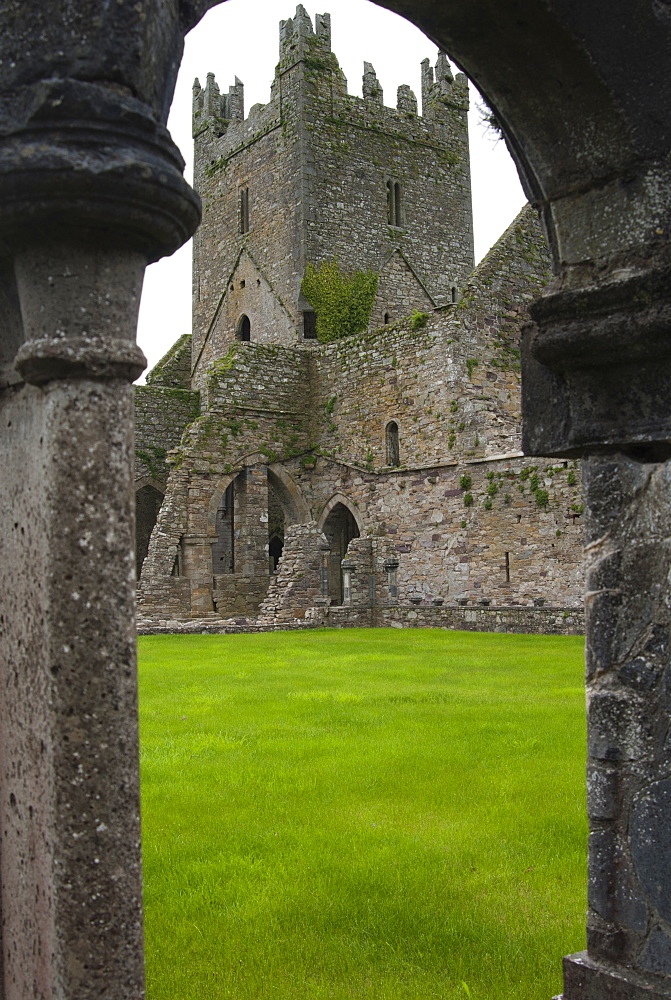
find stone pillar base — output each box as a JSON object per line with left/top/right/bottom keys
{"left": 558, "top": 952, "right": 671, "bottom": 1000}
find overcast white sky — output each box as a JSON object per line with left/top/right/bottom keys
{"left": 136, "top": 0, "right": 526, "bottom": 378}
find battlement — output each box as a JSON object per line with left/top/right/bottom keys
{"left": 193, "top": 72, "right": 244, "bottom": 137}
{"left": 421, "top": 52, "right": 468, "bottom": 117}
{"left": 279, "top": 5, "right": 332, "bottom": 59}
{"left": 193, "top": 7, "right": 466, "bottom": 144}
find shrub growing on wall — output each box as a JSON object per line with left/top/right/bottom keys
{"left": 302, "top": 258, "right": 378, "bottom": 342}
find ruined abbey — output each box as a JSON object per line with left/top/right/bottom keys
{"left": 135, "top": 6, "right": 585, "bottom": 632}
{"left": 4, "top": 0, "right": 670, "bottom": 992}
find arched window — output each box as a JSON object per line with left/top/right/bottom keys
{"left": 384, "top": 311, "right": 390, "bottom": 325}
{"left": 451, "top": 286, "right": 457, "bottom": 303}
{"left": 236, "top": 314, "right": 251, "bottom": 341}
{"left": 386, "top": 421, "right": 400, "bottom": 467}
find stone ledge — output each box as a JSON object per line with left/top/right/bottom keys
{"left": 137, "top": 604, "right": 584, "bottom": 636}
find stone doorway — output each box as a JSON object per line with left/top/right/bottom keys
{"left": 211, "top": 481, "right": 235, "bottom": 573}
{"left": 322, "top": 502, "right": 360, "bottom": 605}
{"left": 136, "top": 484, "right": 164, "bottom": 580}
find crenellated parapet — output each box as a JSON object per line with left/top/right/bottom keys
{"left": 279, "top": 5, "right": 332, "bottom": 64}
{"left": 363, "top": 63, "right": 384, "bottom": 106}
{"left": 193, "top": 71, "right": 244, "bottom": 138}
{"left": 421, "top": 52, "right": 469, "bottom": 118}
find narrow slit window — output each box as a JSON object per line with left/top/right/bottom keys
{"left": 386, "top": 180, "right": 403, "bottom": 226}
{"left": 504, "top": 551, "right": 510, "bottom": 582}
{"left": 394, "top": 182, "right": 402, "bottom": 226}
{"left": 239, "top": 186, "right": 250, "bottom": 234}
{"left": 451, "top": 286, "right": 457, "bottom": 303}
{"left": 386, "top": 420, "right": 400, "bottom": 467}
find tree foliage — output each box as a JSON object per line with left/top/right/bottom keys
{"left": 301, "top": 258, "right": 378, "bottom": 343}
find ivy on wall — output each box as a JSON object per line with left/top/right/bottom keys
{"left": 301, "top": 257, "right": 378, "bottom": 343}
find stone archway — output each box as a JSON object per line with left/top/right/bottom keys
{"left": 319, "top": 497, "right": 362, "bottom": 605}
{"left": 2, "top": 3, "right": 671, "bottom": 999}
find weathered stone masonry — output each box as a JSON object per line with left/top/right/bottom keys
{"left": 4, "top": 0, "right": 671, "bottom": 998}
{"left": 190, "top": 5, "right": 473, "bottom": 382}
{"left": 137, "top": 10, "right": 584, "bottom": 629}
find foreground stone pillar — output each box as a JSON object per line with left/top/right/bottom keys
{"left": 556, "top": 455, "right": 671, "bottom": 1000}
{"left": 0, "top": 3, "right": 201, "bottom": 993}
{"left": 0, "top": 245, "right": 149, "bottom": 997}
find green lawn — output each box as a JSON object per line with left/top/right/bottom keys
{"left": 138, "top": 628, "right": 587, "bottom": 1000}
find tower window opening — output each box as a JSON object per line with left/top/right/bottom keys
{"left": 303, "top": 311, "right": 317, "bottom": 339}
{"left": 386, "top": 420, "right": 400, "bottom": 467}
{"left": 239, "top": 185, "right": 250, "bottom": 234}
{"left": 384, "top": 312, "right": 390, "bottom": 325}
{"left": 504, "top": 551, "right": 510, "bottom": 582}
{"left": 451, "top": 286, "right": 457, "bottom": 303}
{"left": 386, "top": 180, "right": 403, "bottom": 226}
{"left": 236, "top": 314, "right": 251, "bottom": 341}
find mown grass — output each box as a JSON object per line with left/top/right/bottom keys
{"left": 138, "top": 628, "right": 587, "bottom": 1000}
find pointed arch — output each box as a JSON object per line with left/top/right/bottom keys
{"left": 317, "top": 493, "right": 364, "bottom": 535}
{"left": 268, "top": 463, "right": 310, "bottom": 525}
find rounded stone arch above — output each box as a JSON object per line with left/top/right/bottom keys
{"left": 268, "top": 463, "right": 310, "bottom": 525}
{"left": 317, "top": 493, "right": 365, "bottom": 535}
{"left": 236, "top": 313, "right": 251, "bottom": 341}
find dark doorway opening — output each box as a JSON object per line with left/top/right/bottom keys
{"left": 322, "top": 502, "right": 360, "bottom": 604}
{"left": 269, "top": 534, "right": 284, "bottom": 572}
{"left": 136, "top": 484, "right": 164, "bottom": 580}
{"left": 212, "top": 481, "right": 235, "bottom": 572}
{"left": 237, "top": 314, "right": 251, "bottom": 341}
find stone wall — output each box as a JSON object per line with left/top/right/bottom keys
{"left": 145, "top": 332, "right": 193, "bottom": 389}
{"left": 135, "top": 385, "right": 200, "bottom": 487}
{"left": 303, "top": 47, "right": 473, "bottom": 304}
{"left": 312, "top": 207, "right": 548, "bottom": 470}
{"left": 280, "top": 452, "right": 584, "bottom": 606}
{"left": 136, "top": 606, "right": 584, "bottom": 636}
{"left": 135, "top": 333, "right": 200, "bottom": 489}
{"left": 257, "top": 521, "right": 330, "bottom": 623}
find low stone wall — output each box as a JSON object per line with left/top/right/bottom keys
{"left": 137, "top": 603, "right": 584, "bottom": 636}
{"left": 328, "top": 603, "right": 584, "bottom": 634}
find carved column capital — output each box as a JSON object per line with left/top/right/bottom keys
{"left": 0, "top": 79, "right": 200, "bottom": 262}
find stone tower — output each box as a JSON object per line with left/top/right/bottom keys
{"left": 190, "top": 5, "right": 473, "bottom": 387}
